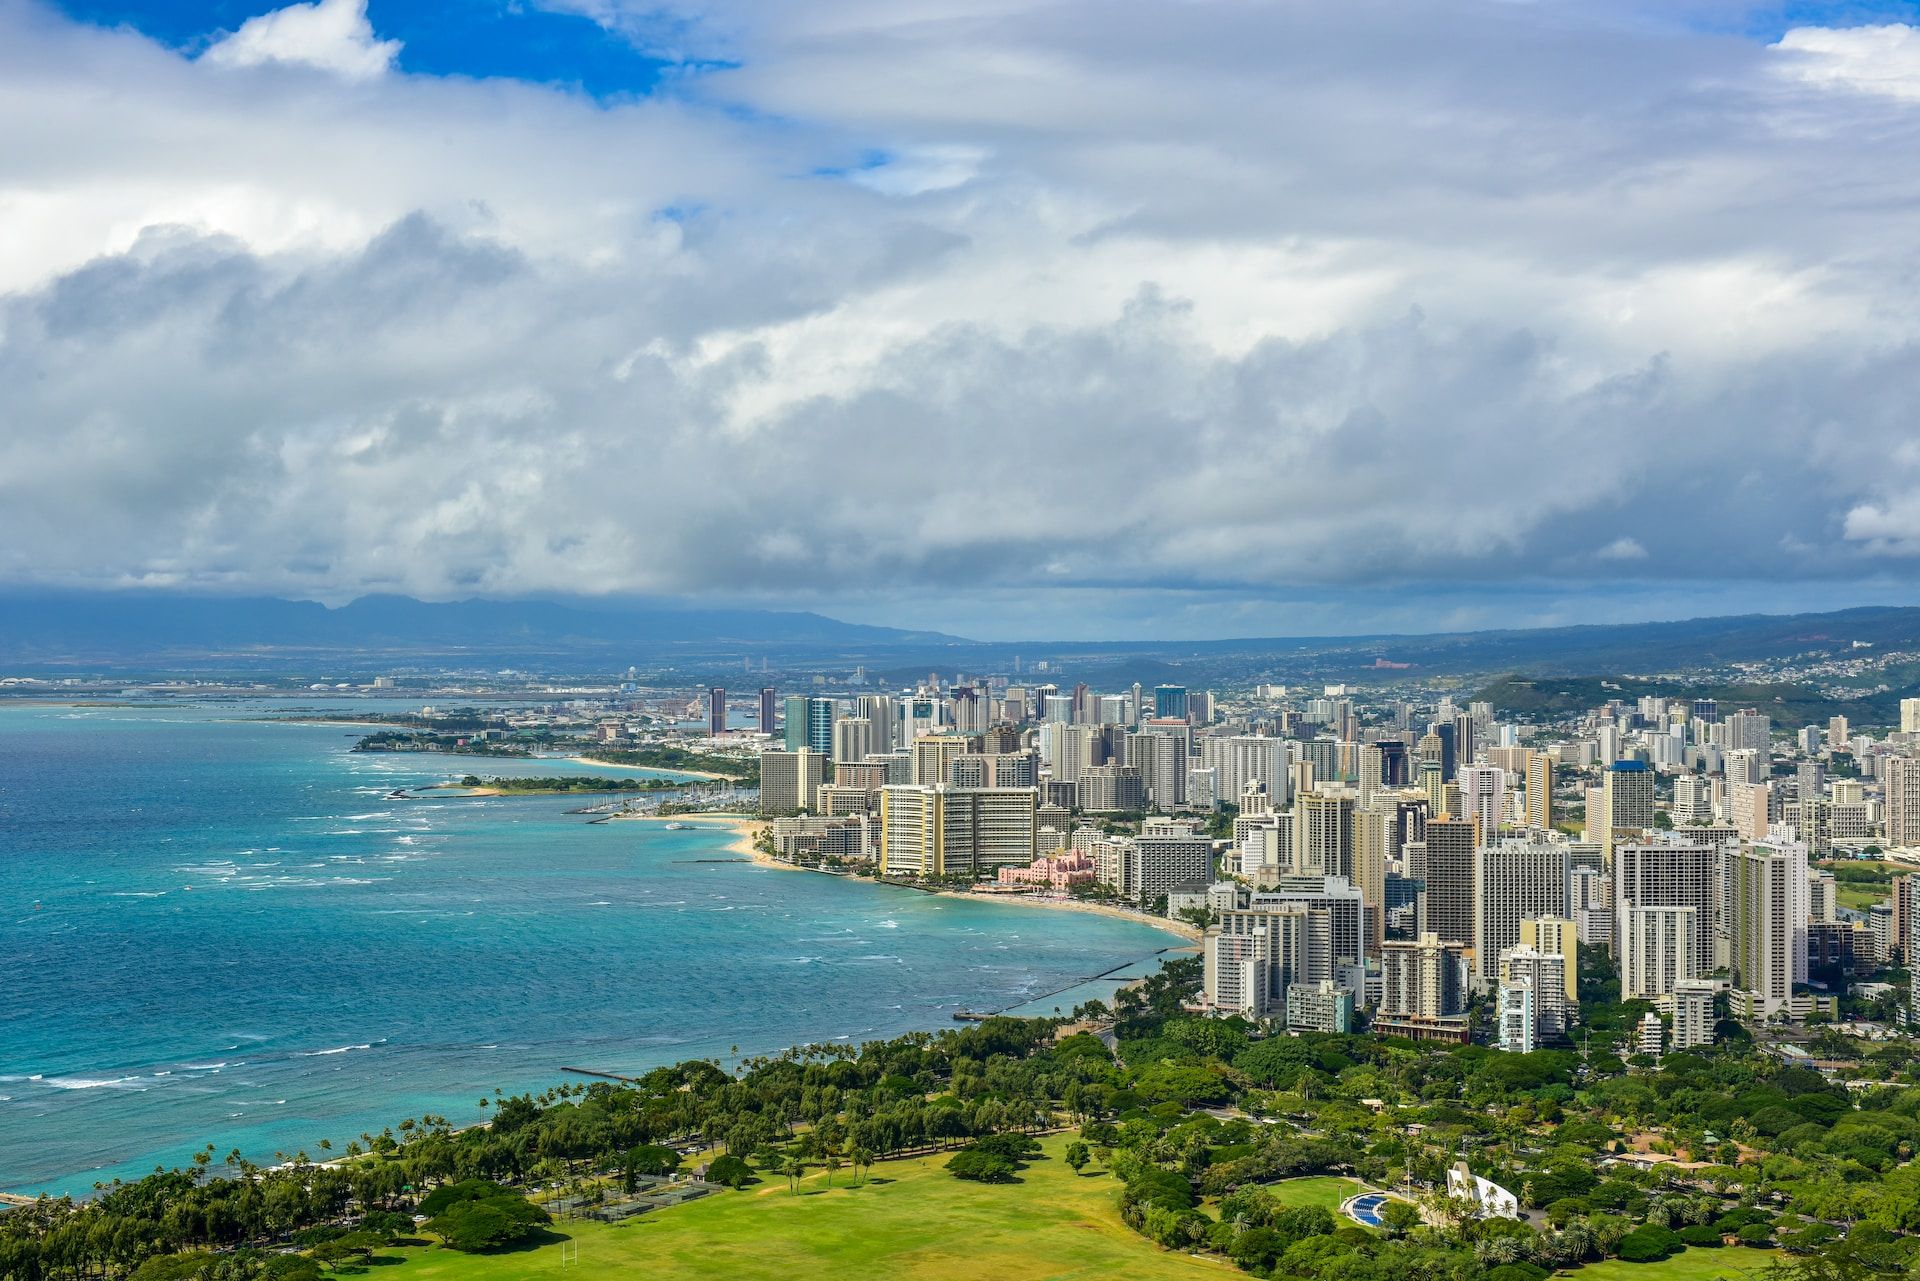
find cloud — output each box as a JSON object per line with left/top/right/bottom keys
{"left": 1771, "top": 23, "right": 1920, "bottom": 101}
{"left": 1596, "top": 538, "right": 1650, "bottom": 562}
{"left": 3, "top": 0, "right": 1920, "bottom": 633}
{"left": 201, "top": 0, "right": 401, "bottom": 80}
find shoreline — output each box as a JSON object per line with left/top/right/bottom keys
{"left": 944, "top": 890, "right": 1202, "bottom": 942}
{"left": 613, "top": 810, "right": 771, "bottom": 862}
{"left": 568, "top": 754, "right": 733, "bottom": 782}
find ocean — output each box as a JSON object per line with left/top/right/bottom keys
{"left": 0, "top": 701, "right": 1176, "bottom": 1196}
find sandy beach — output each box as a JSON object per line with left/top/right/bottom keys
{"left": 614, "top": 811, "right": 1199, "bottom": 939}
{"left": 612, "top": 811, "right": 772, "bottom": 861}
{"left": 568, "top": 754, "right": 732, "bottom": 781}
{"left": 953, "top": 891, "right": 1202, "bottom": 941}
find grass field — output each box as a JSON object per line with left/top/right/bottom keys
{"left": 1563, "top": 1247, "right": 1778, "bottom": 1281}
{"left": 365, "top": 1133, "right": 1231, "bottom": 1280}
{"left": 1262, "top": 1175, "right": 1365, "bottom": 1212}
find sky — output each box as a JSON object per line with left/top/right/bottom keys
{"left": 4, "top": 0, "right": 1920, "bottom": 640}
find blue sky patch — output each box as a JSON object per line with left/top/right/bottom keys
{"left": 55, "top": 0, "right": 688, "bottom": 96}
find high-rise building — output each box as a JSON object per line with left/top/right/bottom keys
{"left": 1472, "top": 837, "right": 1570, "bottom": 988}
{"left": 1670, "top": 978, "right": 1718, "bottom": 1049}
{"left": 708, "top": 687, "right": 726, "bottom": 737}
{"left": 758, "top": 687, "right": 778, "bottom": 737}
{"left": 1497, "top": 945, "right": 1569, "bottom": 1047}
{"left": 1614, "top": 837, "right": 1720, "bottom": 980}
{"left": 1886, "top": 755, "right": 1920, "bottom": 848}
{"left": 1601, "top": 761, "right": 1656, "bottom": 856}
{"left": 784, "top": 695, "right": 835, "bottom": 755}
{"left": 1423, "top": 817, "right": 1479, "bottom": 949}
{"left": 1380, "top": 933, "right": 1467, "bottom": 1019}
{"left": 1730, "top": 835, "right": 1805, "bottom": 1020}
{"left": 1200, "top": 735, "right": 1287, "bottom": 807}
{"left": 878, "top": 785, "right": 1038, "bottom": 878}
{"left": 760, "top": 749, "right": 827, "bottom": 815}
{"left": 1458, "top": 764, "right": 1507, "bottom": 842}
{"left": 1730, "top": 778, "right": 1774, "bottom": 840}
{"left": 1079, "top": 762, "right": 1147, "bottom": 813}
{"left": 1135, "top": 719, "right": 1194, "bottom": 808}
{"left": 1722, "top": 710, "right": 1771, "bottom": 754}
{"left": 1525, "top": 752, "right": 1555, "bottom": 830}
{"left": 1519, "top": 916, "right": 1579, "bottom": 1003}
{"left": 1249, "top": 875, "right": 1369, "bottom": 978}
{"left": 1672, "top": 775, "right": 1715, "bottom": 825}
{"left": 1132, "top": 826, "right": 1216, "bottom": 903}
{"left": 1285, "top": 979, "right": 1354, "bottom": 1033}
{"left": 832, "top": 717, "right": 875, "bottom": 766}
{"left": 1620, "top": 904, "right": 1698, "bottom": 1001}
{"left": 1495, "top": 976, "right": 1537, "bottom": 1053}
{"left": 1154, "top": 685, "right": 1189, "bottom": 720}
{"left": 1903, "top": 698, "right": 1920, "bottom": 736}
{"left": 911, "top": 734, "right": 970, "bottom": 786}
{"left": 1292, "top": 790, "right": 1355, "bottom": 878}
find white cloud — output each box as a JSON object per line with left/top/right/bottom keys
{"left": 1595, "top": 537, "right": 1649, "bottom": 563}
{"left": 2, "top": 1, "right": 1920, "bottom": 625}
{"left": 1771, "top": 23, "right": 1920, "bottom": 102}
{"left": 202, "top": 0, "right": 400, "bottom": 80}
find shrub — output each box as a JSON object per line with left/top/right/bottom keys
{"left": 1489, "top": 1264, "right": 1551, "bottom": 1281}
{"left": 1678, "top": 1225, "right": 1724, "bottom": 1248}
{"left": 420, "top": 1180, "right": 549, "bottom": 1252}
{"left": 1617, "top": 1225, "right": 1685, "bottom": 1262}
{"left": 947, "top": 1148, "right": 1018, "bottom": 1182}
{"left": 707, "top": 1154, "right": 754, "bottom": 1188}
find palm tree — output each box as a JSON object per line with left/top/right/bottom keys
{"left": 782, "top": 1157, "right": 805, "bottom": 1195}
{"left": 849, "top": 1145, "right": 873, "bottom": 1185}
{"left": 824, "top": 1154, "right": 843, "bottom": 1188}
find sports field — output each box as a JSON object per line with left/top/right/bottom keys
{"left": 1562, "top": 1246, "right": 1779, "bottom": 1281}
{"left": 370, "top": 1133, "right": 1233, "bottom": 1281}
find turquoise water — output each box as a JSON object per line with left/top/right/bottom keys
{"left": 0, "top": 702, "right": 1172, "bottom": 1196}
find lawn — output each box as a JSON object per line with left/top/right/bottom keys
{"left": 364, "top": 1133, "right": 1233, "bottom": 1280}
{"left": 1261, "top": 1175, "right": 1365, "bottom": 1212}
{"left": 1566, "top": 1247, "right": 1778, "bottom": 1281}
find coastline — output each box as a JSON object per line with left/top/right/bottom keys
{"left": 568, "top": 754, "right": 733, "bottom": 781}
{"left": 614, "top": 810, "right": 772, "bottom": 861}
{"left": 945, "top": 890, "right": 1202, "bottom": 942}
{"left": 619, "top": 812, "right": 1197, "bottom": 943}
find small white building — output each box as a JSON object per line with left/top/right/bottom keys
{"left": 1446, "top": 1162, "right": 1520, "bottom": 1219}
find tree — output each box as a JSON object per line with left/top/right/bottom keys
{"left": 948, "top": 1149, "right": 1019, "bottom": 1182}
{"left": 1065, "top": 1141, "right": 1090, "bottom": 1175}
{"left": 782, "top": 1157, "right": 805, "bottom": 1195}
{"left": 1379, "top": 1199, "right": 1422, "bottom": 1238}
{"left": 824, "top": 1154, "right": 843, "bottom": 1188}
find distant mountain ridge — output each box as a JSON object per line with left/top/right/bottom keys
{"left": 2, "top": 592, "right": 1919, "bottom": 678}
{"left": 0, "top": 591, "right": 963, "bottom": 662}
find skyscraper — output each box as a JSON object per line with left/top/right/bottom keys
{"left": 1614, "top": 837, "right": 1720, "bottom": 980}
{"left": 1525, "top": 752, "right": 1554, "bottom": 830}
{"left": 1619, "top": 904, "right": 1698, "bottom": 1001}
{"left": 1730, "top": 836, "right": 1804, "bottom": 1020}
{"left": 1887, "top": 755, "right": 1920, "bottom": 848}
{"left": 1601, "top": 760, "right": 1655, "bottom": 856}
{"left": 1472, "top": 836, "right": 1570, "bottom": 988}
{"left": 708, "top": 687, "right": 726, "bottom": 737}
{"left": 759, "top": 687, "right": 778, "bottom": 737}
{"left": 1458, "top": 764, "right": 1507, "bottom": 842}
{"left": 760, "top": 749, "right": 827, "bottom": 815}
{"left": 1154, "top": 685, "right": 1189, "bottom": 720}
{"left": 1423, "top": 816, "right": 1479, "bottom": 949}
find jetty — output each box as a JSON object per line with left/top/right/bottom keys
{"left": 561, "top": 1066, "right": 644, "bottom": 1083}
